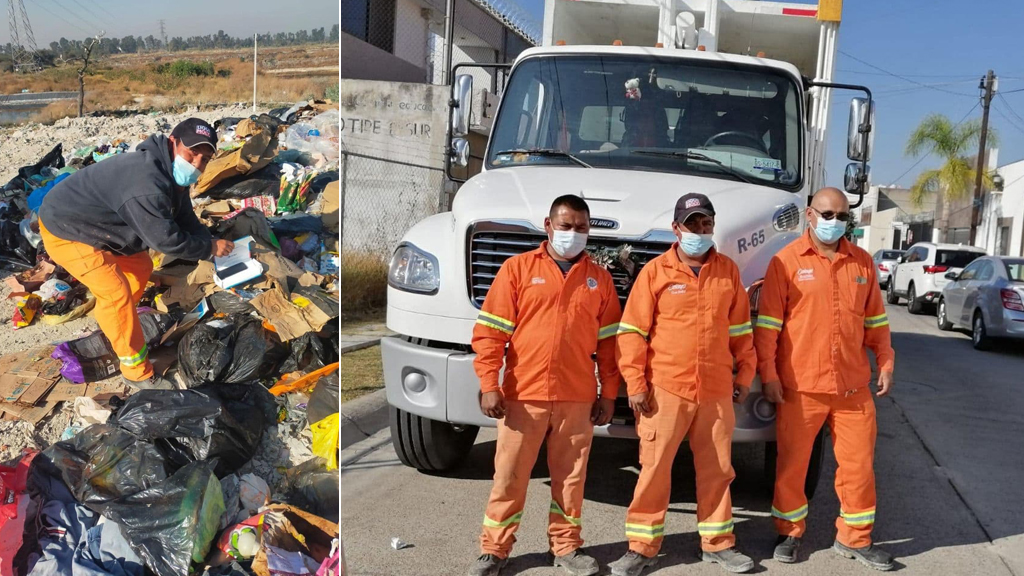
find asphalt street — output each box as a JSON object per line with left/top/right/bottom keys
{"left": 340, "top": 301, "right": 1024, "bottom": 576}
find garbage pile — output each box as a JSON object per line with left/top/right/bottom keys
{"left": 0, "top": 100, "right": 342, "bottom": 576}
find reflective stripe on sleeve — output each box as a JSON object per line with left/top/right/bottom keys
{"left": 771, "top": 504, "right": 808, "bottom": 522}
{"left": 549, "top": 500, "right": 581, "bottom": 526}
{"left": 476, "top": 311, "right": 516, "bottom": 335}
{"left": 616, "top": 322, "right": 649, "bottom": 338}
{"left": 119, "top": 345, "right": 149, "bottom": 367}
{"left": 483, "top": 511, "right": 523, "bottom": 529}
{"left": 864, "top": 314, "right": 889, "bottom": 328}
{"left": 598, "top": 323, "right": 619, "bottom": 340}
{"left": 697, "top": 519, "right": 735, "bottom": 537}
{"left": 755, "top": 315, "right": 783, "bottom": 331}
{"left": 729, "top": 322, "right": 753, "bottom": 337}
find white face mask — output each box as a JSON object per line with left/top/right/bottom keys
{"left": 550, "top": 230, "right": 587, "bottom": 259}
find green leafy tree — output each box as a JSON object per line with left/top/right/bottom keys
{"left": 905, "top": 114, "right": 998, "bottom": 241}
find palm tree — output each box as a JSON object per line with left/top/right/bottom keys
{"left": 905, "top": 114, "right": 997, "bottom": 242}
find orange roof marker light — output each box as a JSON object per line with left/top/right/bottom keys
{"left": 655, "top": 42, "right": 663, "bottom": 48}
{"left": 555, "top": 40, "right": 566, "bottom": 46}
{"left": 697, "top": 45, "right": 706, "bottom": 51}
{"left": 613, "top": 40, "right": 623, "bottom": 46}
{"left": 756, "top": 51, "right": 766, "bottom": 58}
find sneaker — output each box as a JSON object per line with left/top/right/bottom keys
{"left": 773, "top": 535, "right": 802, "bottom": 563}
{"left": 609, "top": 550, "right": 658, "bottom": 576}
{"left": 122, "top": 374, "right": 175, "bottom": 390}
{"left": 468, "top": 554, "right": 507, "bottom": 576}
{"left": 701, "top": 548, "right": 755, "bottom": 573}
{"left": 833, "top": 541, "right": 895, "bottom": 571}
{"left": 552, "top": 549, "right": 599, "bottom": 576}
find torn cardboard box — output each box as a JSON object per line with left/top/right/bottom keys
{"left": 0, "top": 346, "right": 63, "bottom": 407}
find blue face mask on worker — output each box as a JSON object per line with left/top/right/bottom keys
{"left": 172, "top": 155, "right": 201, "bottom": 187}
{"left": 678, "top": 231, "right": 714, "bottom": 256}
{"left": 812, "top": 213, "right": 847, "bottom": 244}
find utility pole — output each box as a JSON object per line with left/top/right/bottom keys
{"left": 970, "top": 69, "right": 995, "bottom": 246}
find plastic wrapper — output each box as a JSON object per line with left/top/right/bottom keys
{"left": 11, "top": 293, "right": 41, "bottom": 327}
{"left": 33, "top": 278, "right": 71, "bottom": 300}
{"left": 307, "top": 373, "right": 340, "bottom": 425}
{"left": 52, "top": 311, "right": 174, "bottom": 383}
{"left": 205, "top": 163, "right": 283, "bottom": 200}
{"left": 311, "top": 413, "right": 340, "bottom": 470}
{"left": 177, "top": 315, "right": 287, "bottom": 387}
{"left": 2, "top": 143, "right": 65, "bottom": 194}
{"left": 111, "top": 383, "right": 278, "bottom": 478}
{"left": 41, "top": 284, "right": 96, "bottom": 325}
{"left": 279, "top": 459, "right": 339, "bottom": 523}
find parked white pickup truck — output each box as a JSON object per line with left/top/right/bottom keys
{"left": 382, "top": 0, "right": 874, "bottom": 492}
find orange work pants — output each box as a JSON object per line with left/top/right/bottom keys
{"left": 773, "top": 387, "right": 877, "bottom": 548}
{"left": 40, "top": 220, "right": 154, "bottom": 381}
{"left": 625, "top": 386, "right": 737, "bottom": 556}
{"left": 480, "top": 400, "right": 593, "bottom": 559}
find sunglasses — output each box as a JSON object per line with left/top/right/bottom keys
{"left": 810, "top": 207, "right": 852, "bottom": 222}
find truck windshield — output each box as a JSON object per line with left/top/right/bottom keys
{"left": 487, "top": 54, "right": 802, "bottom": 190}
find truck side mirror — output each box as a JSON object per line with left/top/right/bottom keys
{"left": 844, "top": 162, "right": 870, "bottom": 195}
{"left": 451, "top": 74, "right": 474, "bottom": 138}
{"left": 847, "top": 97, "right": 874, "bottom": 162}
{"left": 450, "top": 138, "right": 470, "bottom": 168}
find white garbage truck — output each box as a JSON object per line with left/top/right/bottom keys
{"left": 381, "top": 0, "right": 874, "bottom": 488}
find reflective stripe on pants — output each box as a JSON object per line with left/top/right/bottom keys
{"left": 480, "top": 400, "right": 594, "bottom": 558}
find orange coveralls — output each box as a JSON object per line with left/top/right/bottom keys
{"left": 39, "top": 220, "right": 155, "bottom": 381}
{"left": 473, "top": 243, "right": 622, "bottom": 558}
{"left": 754, "top": 231, "right": 895, "bottom": 548}
{"left": 616, "top": 246, "right": 756, "bottom": 556}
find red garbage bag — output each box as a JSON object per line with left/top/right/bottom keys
{"left": 0, "top": 450, "right": 38, "bottom": 574}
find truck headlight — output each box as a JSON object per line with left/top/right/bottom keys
{"left": 388, "top": 243, "right": 440, "bottom": 294}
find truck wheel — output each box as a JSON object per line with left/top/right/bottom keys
{"left": 763, "top": 431, "right": 825, "bottom": 500}
{"left": 886, "top": 277, "right": 900, "bottom": 304}
{"left": 907, "top": 283, "right": 923, "bottom": 314}
{"left": 389, "top": 406, "right": 479, "bottom": 472}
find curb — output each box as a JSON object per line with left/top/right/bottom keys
{"left": 338, "top": 338, "right": 381, "bottom": 355}
{"left": 339, "top": 388, "right": 389, "bottom": 451}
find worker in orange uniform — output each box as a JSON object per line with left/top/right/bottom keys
{"left": 754, "top": 187, "right": 895, "bottom": 571}
{"left": 468, "top": 195, "right": 622, "bottom": 576}
{"left": 39, "top": 118, "right": 232, "bottom": 390}
{"left": 610, "top": 193, "right": 756, "bottom": 576}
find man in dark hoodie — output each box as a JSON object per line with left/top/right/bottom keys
{"left": 38, "top": 118, "right": 233, "bottom": 389}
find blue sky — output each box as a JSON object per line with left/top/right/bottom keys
{"left": 17, "top": 0, "right": 338, "bottom": 45}
{"left": 513, "top": 0, "right": 1024, "bottom": 187}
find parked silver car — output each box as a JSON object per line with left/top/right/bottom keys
{"left": 937, "top": 256, "right": 1024, "bottom": 349}
{"left": 872, "top": 249, "right": 904, "bottom": 288}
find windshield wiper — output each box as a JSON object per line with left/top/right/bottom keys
{"left": 631, "top": 149, "right": 755, "bottom": 184}
{"left": 495, "top": 148, "right": 592, "bottom": 168}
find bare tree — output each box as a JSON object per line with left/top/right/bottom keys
{"left": 58, "top": 33, "right": 104, "bottom": 118}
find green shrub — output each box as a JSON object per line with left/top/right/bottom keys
{"left": 157, "top": 60, "right": 215, "bottom": 79}
{"left": 324, "top": 83, "right": 339, "bottom": 101}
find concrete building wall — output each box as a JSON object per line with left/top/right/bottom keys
{"left": 341, "top": 31, "right": 428, "bottom": 83}
{"left": 394, "top": 0, "right": 431, "bottom": 70}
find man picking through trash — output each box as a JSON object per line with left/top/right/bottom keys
{"left": 469, "top": 195, "right": 622, "bottom": 576}
{"left": 610, "top": 193, "right": 756, "bottom": 575}
{"left": 39, "top": 118, "right": 233, "bottom": 390}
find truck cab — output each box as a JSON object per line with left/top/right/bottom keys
{"left": 382, "top": 0, "right": 873, "bottom": 476}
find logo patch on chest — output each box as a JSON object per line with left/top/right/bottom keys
{"left": 668, "top": 283, "right": 687, "bottom": 294}
{"left": 797, "top": 268, "right": 815, "bottom": 282}
{"left": 587, "top": 277, "right": 598, "bottom": 290}
{"left": 854, "top": 276, "right": 867, "bottom": 285}
{"left": 532, "top": 277, "right": 546, "bottom": 285}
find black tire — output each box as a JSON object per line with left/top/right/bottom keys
{"left": 389, "top": 406, "right": 479, "bottom": 471}
{"left": 886, "top": 277, "right": 900, "bottom": 304}
{"left": 972, "top": 311, "right": 993, "bottom": 351}
{"left": 762, "top": 430, "right": 826, "bottom": 500}
{"left": 907, "top": 283, "right": 923, "bottom": 314}
{"left": 937, "top": 299, "right": 953, "bottom": 331}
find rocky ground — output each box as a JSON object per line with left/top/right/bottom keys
{"left": 0, "top": 104, "right": 309, "bottom": 499}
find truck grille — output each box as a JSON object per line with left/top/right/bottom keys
{"left": 468, "top": 225, "right": 671, "bottom": 308}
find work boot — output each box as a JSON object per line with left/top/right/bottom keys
{"left": 122, "top": 374, "right": 175, "bottom": 391}
{"left": 701, "top": 548, "right": 755, "bottom": 573}
{"left": 773, "top": 535, "right": 802, "bottom": 563}
{"left": 467, "top": 554, "right": 507, "bottom": 576}
{"left": 551, "top": 549, "right": 599, "bottom": 576}
{"left": 833, "top": 541, "right": 895, "bottom": 571}
{"left": 609, "top": 550, "right": 658, "bottom": 576}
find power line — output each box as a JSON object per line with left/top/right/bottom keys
{"left": 996, "top": 93, "right": 1024, "bottom": 128}
{"left": 888, "top": 100, "right": 980, "bottom": 186}
{"left": 992, "top": 101, "right": 1024, "bottom": 137}
{"left": 29, "top": 0, "right": 93, "bottom": 36}
{"left": 837, "top": 68, "right": 977, "bottom": 79}
{"left": 67, "top": 0, "right": 110, "bottom": 30}
{"left": 90, "top": 0, "right": 115, "bottom": 22}
{"left": 838, "top": 50, "right": 978, "bottom": 98}
{"left": 46, "top": 0, "right": 102, "bottom": 34}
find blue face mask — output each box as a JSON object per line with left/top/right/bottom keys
{"left": 678, "top": 232, "right": 715, "bottom": 256}
{"left": 172, "top": 155, "right": 201, "bottom": 187}
{"left": 813, "top": 215, "right": 846, "bottom": 244}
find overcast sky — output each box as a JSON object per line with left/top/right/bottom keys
{"left": 17, "top": 0, "right": 339, "bottom": 44}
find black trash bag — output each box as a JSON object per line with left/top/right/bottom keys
{"left": 2, "top": 143, "right": 66, "bottom": 194}
{"left": 269, "top": 213, "right": 323, "bottom": 237}
{"left": 42, "top": 424, "right": 169, "bottom": 509}
{"left": 309, "top": 170, "right": 339, "bottom": 196}
{"left": 307, "top": 372, "right": 339, "bottom": 425}
{"left": 178, "top": 315, "right": 286, "bottom": 387}
{"left": 280, "top": 332, "right": 329, "bottom": 375}
{"left": 205, "top": 163, "right": 283, "bottom": 200}
{"left": 214, "top": 117, "right": 244, "bottom": 131}
{"left": 254, "top": 113, "right": 284, "bottom": 132}
{"left": 111, "top": 383, "right": 276, "bottom": 477}
{"left": 101, "top": 460, "right": 225, "bottom": 576}
{"left": 52, "top": 311, "right": 175, "bottom": 384}
{"left": 215, "top": 207, "right": 278, "bottom": 249}
{"left": 208, "top": 290, "right": 256, "bottom": 315}
{"left": 279, "top": 457, "right": 339, "bottom": 523}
